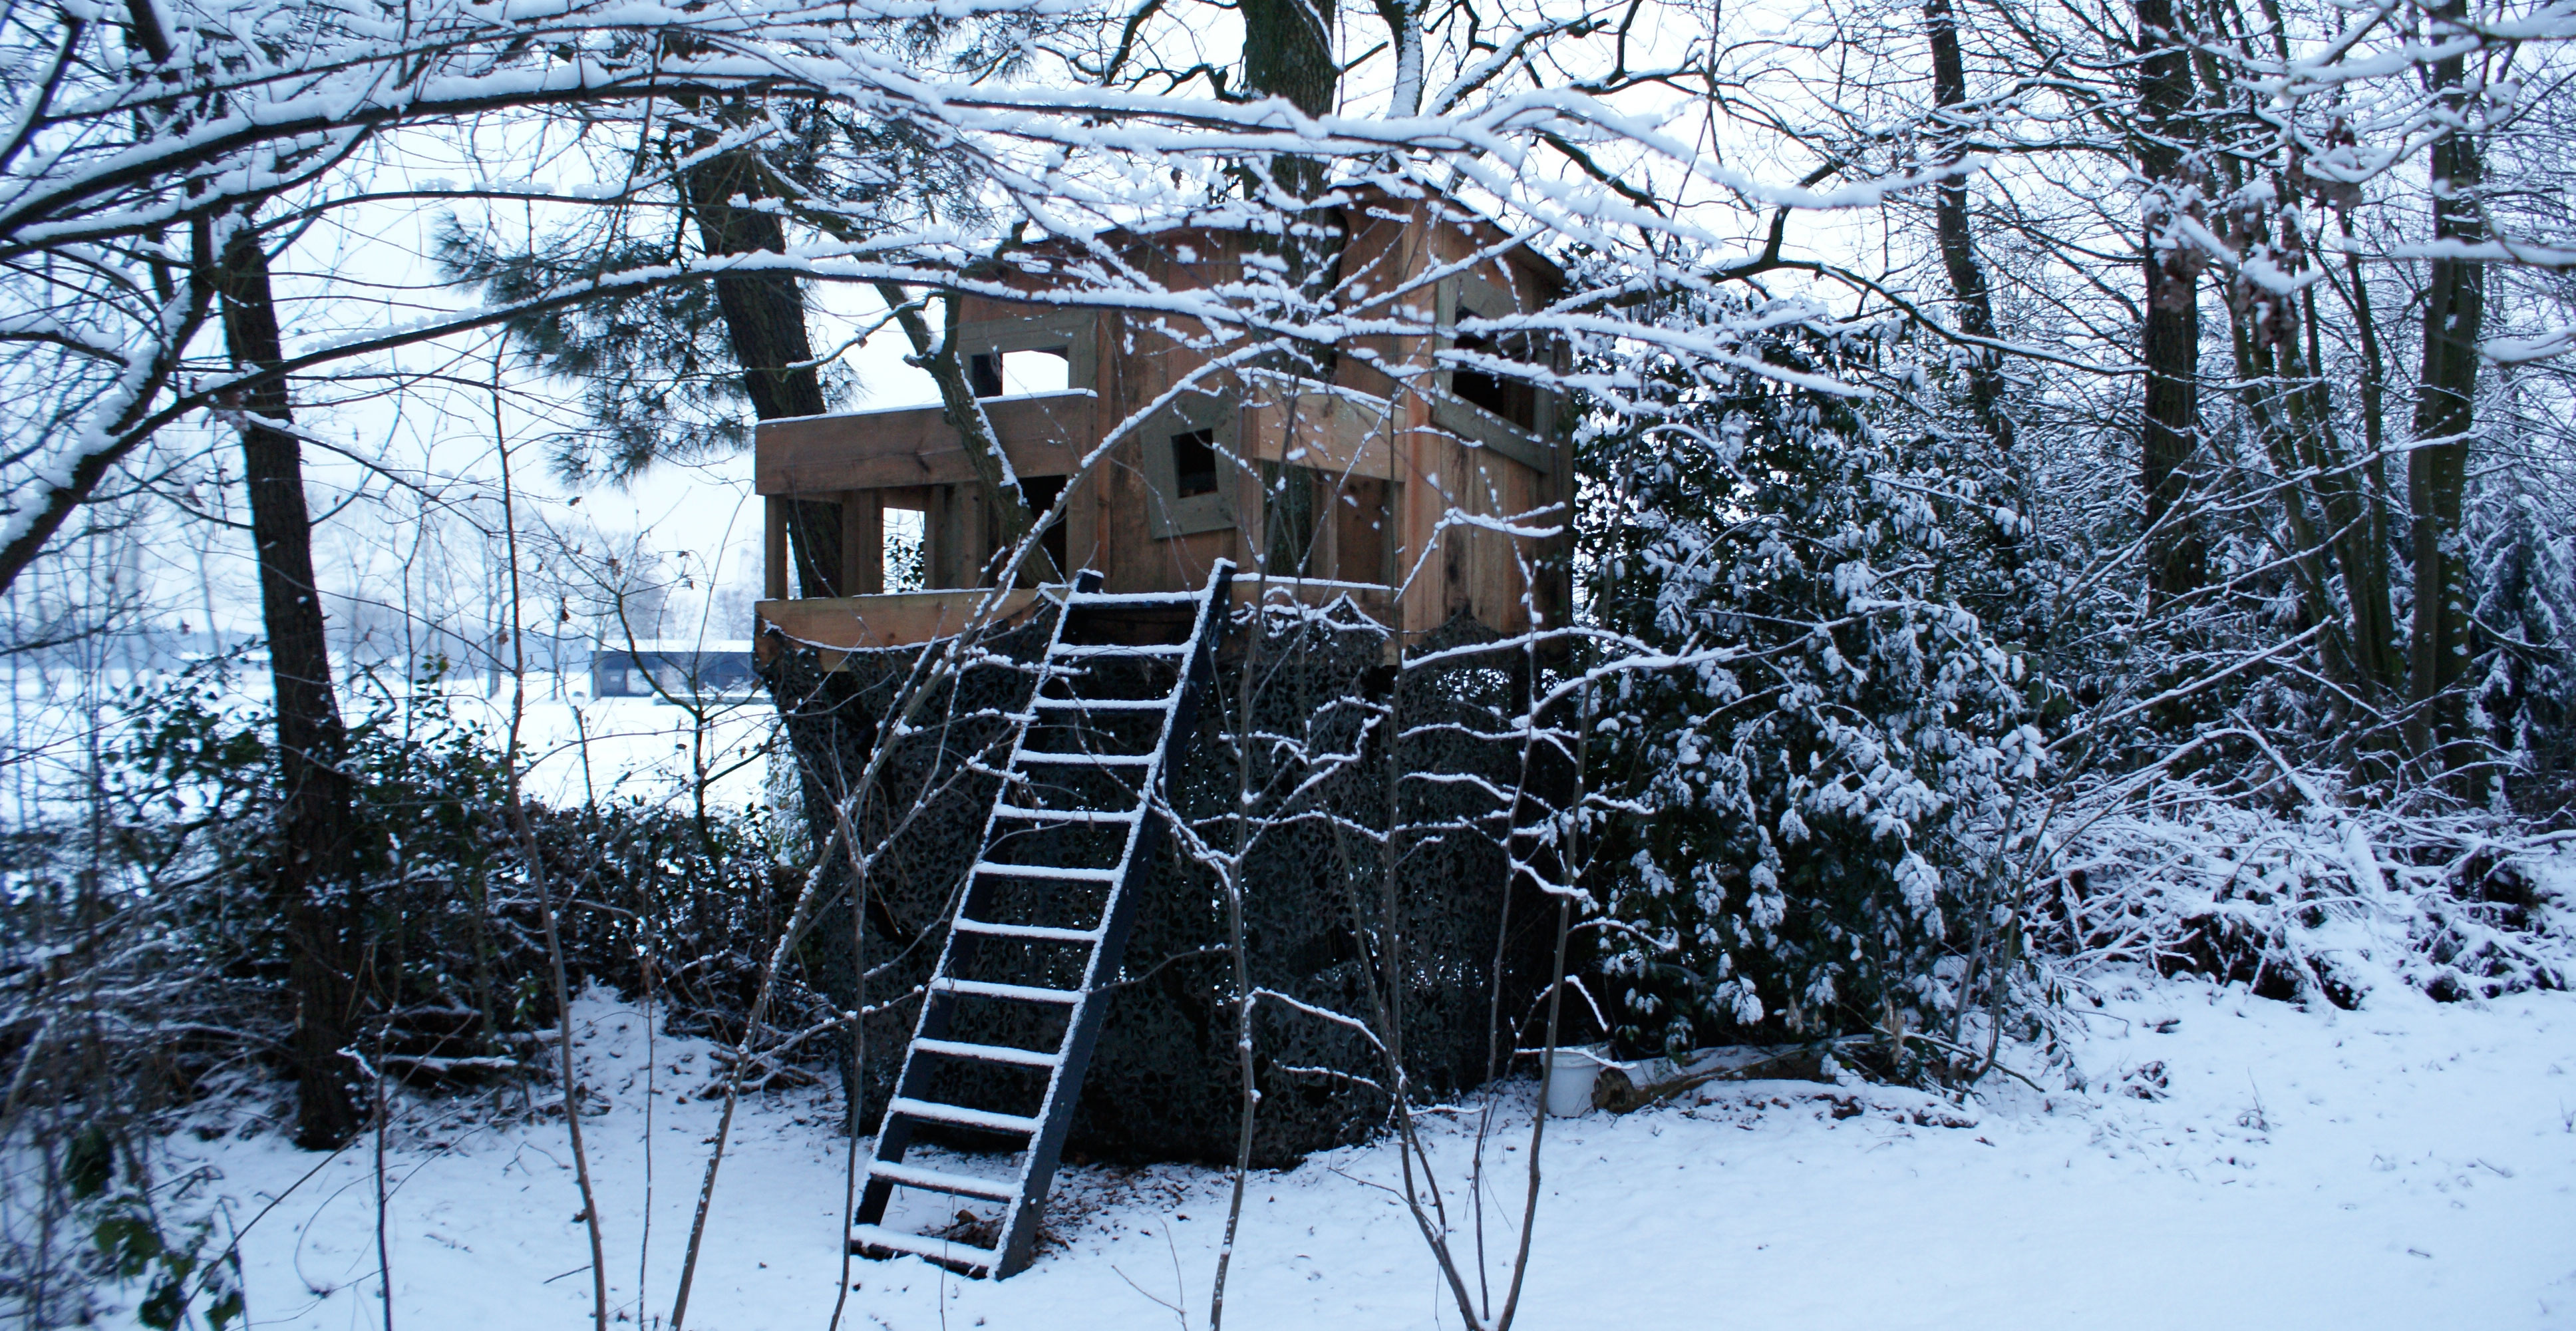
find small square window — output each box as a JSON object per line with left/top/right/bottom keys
{"left": 1171, "top": 429, "right": 1218, "bottom": 497}
{"left": 1450, "top": 305, "right": 1540, "bottom": 431}
{"left": 967, "top": 349, "right": 1070, "bottom": 397}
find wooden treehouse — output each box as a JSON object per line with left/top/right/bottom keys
{"left": 751, "top": 190, "right": 1574, "bottom": 1280}
{"left": 754, "top": 189, "right": 1572, "bottom": 659}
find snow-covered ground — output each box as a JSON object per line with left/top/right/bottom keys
{"left": 144, "top": 961, "right": 2576, "bottom": 1331}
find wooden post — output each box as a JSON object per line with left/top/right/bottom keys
{"left": 923, "top": 485, "right": 952, "bottom": 590}
{"left": 843, "top": 490, "right": 885, "bottom": 596}
{"left": 764, "top": 496, "right": 790, "bottom": 601}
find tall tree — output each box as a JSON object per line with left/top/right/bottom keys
{"left": 120, "top": 0, "right": 370, "bottom": 1146}
{"left": 685, "top": 96, "right": 1059, "bottom": 592}
{"left": 2407, "top": 0, "right": 2488, "bottom": 765}
{"left": 683, "top": 134, "right": 848, "bottom": 598}
{"left": 216, "top": 219, "right": 367, "bottom": 1148}
{"left": 2134, "top": 0, "right": 2209, "bottom": 600}
{"left": 1245, "top": 0, "right": 1338, "bottom": 123}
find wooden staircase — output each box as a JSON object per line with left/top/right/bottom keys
{"left": 850, "top": 561, "right": 1235, "bottom": 1278}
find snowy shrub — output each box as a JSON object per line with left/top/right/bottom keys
{"left": 2034, "top": 779, "right": 2571, "bottom": 1008}
{"left": 0, "top": 662, "right": 822, "bottom": 1320}
{"left": 1575, "top": 307, "right": 2042, "bottom": 1059}
{"left": 2466, "top": 482, "right": 2576, "bottom": 812}
{"left": 0, "top": 660, "right": 815, "bottom": 1123}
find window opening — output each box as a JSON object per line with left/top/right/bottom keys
{"left": 967, "top": 347, "right": 1072, "bottom": 397}
{"left": 1171, "top": 429, "right": 1219, "bottom": 498}
{"left": 1450, "top": 307, "right": 1539, "bottom": 431}
{"left": 1261, "top": 462, "right": 1317, "bottom": 577}
{"left": 1021, "top": 475, "right": 1070, "bottom": 574}
{"left": 883, "top": 506, "right": 926, "bottom": 592}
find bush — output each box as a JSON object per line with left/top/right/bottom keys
{"left": 1575, "top": 310, "right": 2042, "bottom": 1065}
{"left": 0, "top": 658, "right": 812, "bottom": 1320}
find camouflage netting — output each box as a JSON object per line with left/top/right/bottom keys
{"left": 762, "top": 596, "right": 1564, "bottom": 1166}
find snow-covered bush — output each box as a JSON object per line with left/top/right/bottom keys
{"left": 2466, "top": 482, "right": 2576, "bottom": 812}
{"left": 0, "top": 660, "right": 816, "bottom": 1126}
{"left": 1575, "top": 306, "right": 2043, "bottom": 1060}
{"left": 2034, "top": 779, "right": 2570, "bottom": 1010}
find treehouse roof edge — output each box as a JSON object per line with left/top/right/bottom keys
{"left": 950, "top": 184, "right": 1569, "bottom": 313}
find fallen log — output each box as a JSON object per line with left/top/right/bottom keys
{"left": 1590, "top": 1044, "right": 1840, "bottom": 1113}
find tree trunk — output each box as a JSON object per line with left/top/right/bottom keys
{"left": 2408, "top": 15, "right": 2486, "bottom": 766}
{"left": 2336, "top": 216, "right": 2396, "bottom": 610}
{"left": 1241, "top": 0, "right": 1347, "bottom": 583}
{"left": 2136, "top": 0, "right": 2207, "bottom": 600}
{"left": 1925, "top": 0, "right": 2014, "bottom": 457}
{"left": 685, "top": 141, "right": 844, "bottom": 598}
{"left": 2219, "top": 200, "right": 2404, "bottom": 705}
{"left": 1243, "top": 0, "right": 1339, "bottom": 199}
{"left": 217, "top": 223, "right": 366, "bottom": 1149}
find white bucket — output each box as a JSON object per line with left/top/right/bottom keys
{"left": 1543, "top": 1045, "right": 1609, "bottom": 1117}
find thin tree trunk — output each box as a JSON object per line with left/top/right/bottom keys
{"left": 2336, "top": 220, "right": 2395, "bottom": 583}
{"left": 2296, "top": 282, "right": 2404, "bottom": 703}
{"left": 685, "top": 140, "right": 845, "bottom": 597}
{"left": 1208, "top": 594, "right": 1264, "bottom": 1330}
{"left": 1925, "top": 0, "right": 2014, "bottom": 456}
{"left": 2407, "top": 8, "right": 2486, "bottom": 767}
{"left": 2219, "top": 197, "right": 2404, "bottom": 704}
{"left": 216, "top": 222, "right": 366, "bottom": 1149}
{"left": 2135, "top": 0, "right": 2207, "bottom": 600}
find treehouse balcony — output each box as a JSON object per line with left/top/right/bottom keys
{"left": 754, "top": 190, "right": 1572, "bottom": 662}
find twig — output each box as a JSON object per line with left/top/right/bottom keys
{"left": 637, "top": 946, "right": 655, "bottom": 1326}
{"left": 1494, "top": 679, "right": 1591, "bottom": 1331}
{"left": 827, "top": 790, "right": 872, "bottom": 1331}
{"left": 1211, "top": 602, "right": 1264, "bottom": 1331}
{"left": 493, "top": 351, "right": 609, "bottom": 1331}
{"left": 373, "top": 1038, "right": 394, "bottom": 1331}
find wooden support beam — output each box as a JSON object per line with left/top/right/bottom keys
{"left": 844, "top": 490, "right": 886, "bottom": 596}
{"left": 756, "top": 588, "right": 1047, "bottom": 656}
{"left": 755, "top": 580, "right": 1391, "bottom": 663}
{"left": 756, "top": 396, "right": 1086, "bottom": 494}
{"left": 764, "top": 496, "right": 790, "bottom": 601}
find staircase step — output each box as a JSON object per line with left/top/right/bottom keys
{"left": 1030, "top": 697, "right": 1171, "bottom": 711}
{"left": 866, "top": 1162, "right": 1021, "bottom": 1203}
{"left": 850, "top": 1224, "right": 997, "bottom": 1273}
{"left": 1063, "top": 592, "right": 1201, "bottom": 607}
{"left": 1017, "top": 741, "right": 1160, "bottom": 763}
{"left": 954, "top": 918, "right": 1101, "bottom": 944}
{"left": 913, "top": 1036, "right": 1065, "bottom": 1068}
{"left": 1050, "top": 643, "right": 1192, "bottom": 659}
{"left": 886, "top": 1096, "right": 1043, "bottom": 1135}
{"left": 991, "top": 803, "right": 1144, "bottom": 825}
{"left": 1014, "top": 751, "right": 1156, "bottom": 767}
{"left": 933, "top": 976, "right": 1085, "bottom": 1005}
{"left": 971, "top": 862, "right": 1119, "bottom": 883}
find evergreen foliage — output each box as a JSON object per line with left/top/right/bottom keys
{"left": 1576, "top": 303, "right": 2043, "bottom": 1058}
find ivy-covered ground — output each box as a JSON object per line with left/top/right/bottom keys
{"left": 133, "top": 853, "right": 2576, "bottom": 1331}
